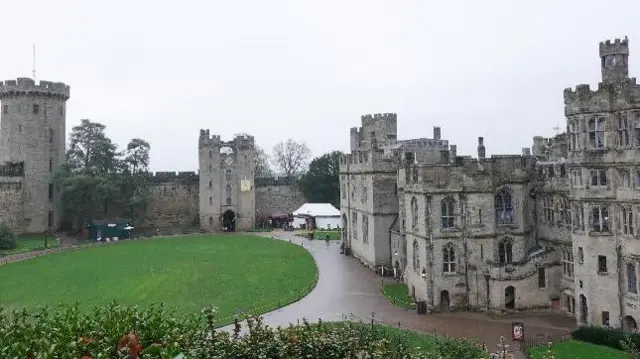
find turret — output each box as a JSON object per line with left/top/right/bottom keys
{"left": 600, "top": 37, "right": 629, "bottom": 83}
{"left": 477, "top": 137, "right": 486, "bottom": 160}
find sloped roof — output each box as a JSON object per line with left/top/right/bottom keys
{"left": 292, "top": 203, "right": 340, "bottom": 217}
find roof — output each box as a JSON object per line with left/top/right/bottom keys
{"left": 292, "top": 203, "right": 340, "bottom": 217}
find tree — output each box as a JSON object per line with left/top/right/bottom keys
{"left": 300, "top": 151, "right": 342, "bottom": 207}
{"left": 66, "top": 119, "right": 120, "bottom": 174}
{"left": 272, "top": 139, "right": 311, "bottom": 178}
{"left": 254, "top": 145, "right": 273, "bottom": 178}
{"left": 121, "top": 138, "right": 152, "bottom": 219}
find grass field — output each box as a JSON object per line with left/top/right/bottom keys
{"left": 313, "top": 230, "right": 341, "bottom": 240}
{"left": 0, "top": 234, "right": 58, "bottom": 257}
{"left": 381, "top": 282, "right": 416, "bottom": 309}
{"left": 527, "top": 339, "right": 628, "bottom": 358}
{"left": 0, "top": 234, "right": 317, "bottom": 325}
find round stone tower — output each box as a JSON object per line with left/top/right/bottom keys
{"left": 0, "top": 77, "right": 70, "bottom": 232}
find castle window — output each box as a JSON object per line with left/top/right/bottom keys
{"left": 412, "top": 240, "right": 419, "bottom": 271}
{"left": 495, "top": 188, "right": 514, "bottom": 225}
{"left": 562, "top": 250, "right": 574, "bottom": 278}
{"left": 635, "top": 169, "right": 640, "bottom": 188}
{"left": 564, "top": 198, "right": 572, "bottom": 228}
{"left": 591, "top": 205, "right": 609, "bottom": 232}
{"left": 33, "top": 104, "right": 39, "bottom": 114}
{"left": 571, "top": 169, "right": 583, "bottom": 187}
{"left": 49, "top": 158, "right": 53, "bottom": 173}
{"left": 634, "top": 114, "right": 640, "bottom": 147}
{"left": 573, "top": 204, "right": 584, "bottom": 231}
{"left": 2, "top": 105, "right": 7, "bottom": 114}
{"left": 443, "top": 245, "right": 456, "bottom": 274}
{"left": 498, "top": 239, "right": 513, "bottom": 265}
{"left": 578, "top": 247, "right": 584, "bottom": 264}
{"left": 538, "top": 267, "right": 546, "bottom": 288}
{"left": 598, "top": 255, "right": 608, "bottom": 274}
{"left": 362, "top": 215, "right": 368, "bottom": 244}
{"left": 628, "top": 262, "right": 638, "bottom": 294}
{"left": 560, "top": 164, "right": 566, "bottom": 177}
{"left": 589, "top": 170, "right": 607, "bottom": 187}
{"left": 588, "top": 117, "right": 605, "bottom": 149}
{"left": 568, "top": 121, "right": 579, "bottom": 150}
{"left": 362, "top": 186, "right": 368, "bottom": 203}
{"left": 209, "top": 196, "right": 212, "bottom": 206}
{"left": 226, "top": 197, "right": 231, "bottom": 205}
{"left": 410, "top": 197, "right": 418, "bottom": 229}
{"left": 619, "top": 169, "right": 631, "bottom": 188}
{"left": 617, "top": 114, "right": 630, "bottom": 147}
{"left": 341, "top": 184, "right": 346, "bottom": 199}
{"left": 208, "top": 180, "right": 212, "bottom": 189}
{"left": 208, "top": 217, "right": 213, "bottom": 226}
{"left": 209, "top": 164, "right": 212, "bottom": 173}
{"left": 226, "top": 169, "right": 232, "bottom": 181}
{"left": 543, "top": 197, "right": 554, "bottom": 223}
{"left": 351, "top": 211, "right": 357, "bottom": 239}
{"left": 622, "top": 207, "right": 634, "bottom": 235}
{"left": 440, "top": 198, "right": 455, "bottom": 229}
{"left": 48, "top": 183, "right": 53, "bottom": 200}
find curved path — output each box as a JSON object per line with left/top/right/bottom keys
{"left": 222, "top": 231, "right": 575, "bottom": 356}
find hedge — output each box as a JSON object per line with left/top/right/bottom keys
{"left": 572, "top": 325, "right": 640, "bottom": 351}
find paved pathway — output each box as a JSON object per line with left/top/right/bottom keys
{"left": 223, "top": 231, "right": 576, "bottom": 358}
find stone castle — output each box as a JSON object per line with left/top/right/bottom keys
{"left": 0, "top": 81, "right": 305, "bottom": 234}
{"left": 340, "top": 37, "right": 640, "bottom": 330}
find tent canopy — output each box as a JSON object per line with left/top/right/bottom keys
{"left": 269, "top": 212, "right": 289, "bottom": 219}
{"left": 292, "top": 203, "right": 340, "bottom": 217}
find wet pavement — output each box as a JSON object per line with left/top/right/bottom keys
{"left": 222, "top": 231, "right": 576, "bottom": 356}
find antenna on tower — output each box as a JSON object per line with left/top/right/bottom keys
{"left": 553, "top": 123, "right": 561, "bottom": 135}
{"left": 32, "top": 45, "right": 36, "bottom": 82}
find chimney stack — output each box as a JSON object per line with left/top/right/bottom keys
{"left": 477, "top": 137, "right": 486, "bottom": 160}
{"left": 433, "top": 126, "right": 441, "bottom": 140}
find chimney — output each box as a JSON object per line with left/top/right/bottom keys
{"left": 449, "top": 145, "right": 457, "bottom": 162}
{"left": 433, "top": 126, "right": 441, "bottom": 140}
{"left": 477, "top": 137, "right": 486, "bottom": 160}
{"left": 522, "top": 148, "right": 531, "bottom": 156}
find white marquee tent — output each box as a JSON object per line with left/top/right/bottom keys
{"left": 291, "top": 203, "right": 341, "bottom": 229}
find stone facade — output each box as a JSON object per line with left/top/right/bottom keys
{"left": 340, "top": 37, "right": 640, "bottom": 330}
{"left": 0, "top": 78, "right": 70, "bottom": 233}
{"left": 255, "top": 177, "right": 306, "bottom": 219}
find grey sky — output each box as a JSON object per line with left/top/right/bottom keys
{"left": 1, "top": 0, "right": 638, "bottom": 171}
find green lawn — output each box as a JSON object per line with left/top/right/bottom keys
{"left": 313, "top": 230, "right": 341, "bottom": 240}
{"left": 0, "top": 234, "right": 317, "bottom": 326}
{"left": 382, "top": 282, "right": 416, "bottom": 309}
{"left": 527, "top": 339, "right": 629, "bottom": 358}
{"left": 0, "top": 233, "right": 58, "bottom": 257}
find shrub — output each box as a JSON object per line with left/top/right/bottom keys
{"left": 0, "top": 224, "right": 17, "bottom": 250}
{"left": 572, "top": 325, "right": 640, "bottom": 351}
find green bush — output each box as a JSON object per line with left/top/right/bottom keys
{"left": 0, "top": 224, "right": 17, "bottom": 250}
{"left": 572, "top": 325, "right": 640, "bottom": 351}
{"left": 0, "top": 302, "right": 489, "bottom": 358}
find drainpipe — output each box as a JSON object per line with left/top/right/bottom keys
{"left": 617, "top": 241, "right": 625, "bottom": 330}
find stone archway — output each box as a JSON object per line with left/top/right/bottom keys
{"left": 223, "top": 210, "right": 236, "bottom": 232}
{"left": 505, "top": 286, "right": 515, "bottom": 309}
{"left": 440, "top": 290, "right": 450, "bottom": 312}
{"left": 624, "top": 315, "right": 638, "bottom": 332}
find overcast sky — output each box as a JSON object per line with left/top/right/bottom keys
{"left": 1, "top": 0, "right": 638, "bottom": 171}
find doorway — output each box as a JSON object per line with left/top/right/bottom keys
{"left": 223, "top": 210, "right": 236, "bottom": 231}
{"left": 505, "top": 286, "right": 515, "bottom": 309}
{"left": 624, "top": 315, "right": 638, "bottom": 332}
{"left": 440, "top": 290, "right": 450, "bottom": 312}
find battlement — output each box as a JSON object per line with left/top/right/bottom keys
{"left": 0, "top": 162, "right": 24, "bottom": 177}
{"left": 149, "top": 171, "right": 199, "bottom": 182}
{"left": 0, "top": 78, "right": 70, "bottom": 100}
{"left": 600, "top": 37, "right": 629, "bottom": 57}
{"left": 198, "top": 129, "right": 222, "bottom": 147}
{"left": 255, "top": 176, "right": 297, "bottom": 187}
{"left": 233, "top": 133, "right": 255, "bottom": 149}
{"left": 361, "top": 113, "right": 397, "bottom": 124}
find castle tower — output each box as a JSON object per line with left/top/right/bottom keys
{"left": 0, "top": 77, "right": 70, "bottom": 232}
{"left": 600, "top": 37, "right": 629, "bottom": 83}
{"left": 198, "top": 130, "right": 256, "bottom": 232}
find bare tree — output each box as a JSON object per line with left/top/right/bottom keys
{"left": 254, "top": 145, "right": 273, "bottom": 178}
{"left": 272, "top": 139, "right": 311, "bottom": 178}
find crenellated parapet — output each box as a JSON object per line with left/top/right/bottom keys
{"left": 149, "top": 171, "right": 199, "bottom": 183}
{"left": 233, "top": 133, "right": 255, "bottom": 150}
{"left": 360, "top": 112, "right": 397, "bottom": 124}
{"left": 339, "top": 148, "right": 399, "bottom": 174}
{"left": 198, "top": 129, "right": 221, "bottom": 148}
{"left": 563, "top": 78, "right": 640, "bottom": 115}
{"left": 0, "top": 78, "right": 70, "bottom": 100}
{"left": 0, "top": 161, "right": 24, "bottom": 177}
{"left": 600, "top": 37, "right": 629, "bottom": 56}
{"left": 255, "top": 176, "right": 297, "bottom": 187}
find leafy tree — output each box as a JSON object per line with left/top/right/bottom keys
{"left": 272, "top": 138, "right": 311, "bottom": 178}
{"left": 120, "top": 138, "right": 152, "bottom": 219}
{"left": 0, "top": 224, "right": 17, "bottom": 250}
{"left": 300, "top": 151, "right": 342, "bottom": 207}
{"left": 254, "top": 145, "right": 273, "bottom": 178}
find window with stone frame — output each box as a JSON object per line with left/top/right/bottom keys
{"left": 555, "top": 197, "right": 563, "bottom": 225}
{"left": 411, "top": 196, "right": 418, "bottom": 229}
{"left": 622, "top": 206, "right": 634, "bottom": 236}
{"left": 628, "top": 262, "right": 638, "bottom": 294}
{"left": 562, "top": 249, "right": 574, "bottom": 278}
{"left": 568, "top": 120, "right": 579, "bottom": 150}
{"left": 412, "top": 240, "right": 419, "bottom": 272}
{"left": 589, "top": 169, "right": 607, "bottom": 187}
{"left": 361, "top": 186, "right": 368, "bottom": 203}
{"left": 573, "top": 203, "right": 584, "bottom": 232}
{"left": 598, "top": 255, "right": 608, "bottom": 273}
{"left": 635, "top": 113, "right": 640, "bottom": 147}
{"left": 543, "top": 196, "right": 554, "bottom": 223}
{"left": 341, "top": 184, "right": 346, "bottom": 199}
{"left": 225, "top": 169, "right": 232, "bottom": 181}
{"left": 565, "top": 202, "right": 573, "bottom": 229}
{"left": 617, "top": 113, "right": 631, "bottom": 147}
{"left": 498, "top": 239, "right": 513, "bottom": 265}
{"left": 362, "top": 215, "right": 369, "bottom": 243}
{"left": 578, "top": 247, "right": 584, "bottom": 264}
{"left": 619, "top": 169, "right": 631, "bottom": 188}
{"left": 634, "top": 169, "right": 640, "bottom": 188}
{"left": 571, "top": 169, "right": 583, "bottom": 187}
{"left": 351, "top": 211, "right": 358, "bottom": 239}
{"left": 443, "top": 244, "right": 456, "bottom": 274}
{"left": 591, "top": 205, "right": 610, "bottom": 233}
{"left": 441, "top": 197, "right": 455, "bottom": 229}
{"left": 495, "top": 188, "right": 514, "bottom": 225}
{"left": 588, "top": 117, "right": 606, "bottom": 149}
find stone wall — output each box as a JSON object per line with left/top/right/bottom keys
{"left": 0, "top": 177, "right": 24, "bottom": 232}
{"left": 255, "top": 177, "right": 306, "bottom": 219}
{"left": 145, "top": 181, "right": 199, "bottom": 228}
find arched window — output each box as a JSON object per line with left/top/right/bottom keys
{"left": 495, "top": 189, "right": 514, "bottom": 224}
{"left": 562, "top": 250, "right": 574, "bottom": 278}
{"left": 498, "top": 239, "right": 513, "bottom": 265}
{"left": 441, "top": 198, "right": 455, "bottom": 229}
{"left": 443, "top": 245, "right": 456, "bottom": 274}
{"left": 413, "top": 240, "right": 420, "bottom": 271}
{"left": 588, "top": 117, "right": 606, "bottom": 149}
{"left": 628, "top": 262, "right": 638, "bottom": 294}
{"left": 411, "top": 197, "right": 418, "bottom": 229}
